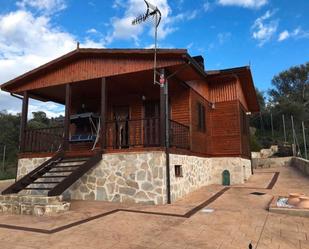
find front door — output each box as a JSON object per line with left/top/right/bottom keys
{"left": 144, "top": 101, "right": 160, "bottom": 146}
{"left": 113, "top": 106, "right": 129, "bottom": 148}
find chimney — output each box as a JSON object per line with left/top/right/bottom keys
{"left": 192, "top": 55, "right": 205, "bottom": 70}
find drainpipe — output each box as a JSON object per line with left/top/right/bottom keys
{"left": 164, "top": 77, "right": 171, "bottom": 204}
{"left": 161, "top": 63, "right": 192, "bottom": 204}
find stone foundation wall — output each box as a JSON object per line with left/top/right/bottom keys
{"left": 66, "top": 152, "right": 166, "bottom": 204}
{"left": 168, "top": 155, "right": 252, "bottom": 201}
{"left": 169, "top": 154, "right": 213, "bottom": 202}
{"left": 211, "top": 157, "right": 252, "bottom": 185}
{"left": 16, "top": 152, "right": 252, "bottom": 204}
{"left": 17, "top": 157, "right": 50, "bottom": 179}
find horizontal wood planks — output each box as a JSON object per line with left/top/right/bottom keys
{"left": 189, "top": 89, "right": 209, "bottom": 154}
{"left": 12, "top": 56, "right": 184, "bottom": 93}
{"left": 208, "top": 100, "right": 241, "bottom": 155}
{"left": 209, "top": 77, "right": 237, "bottom": 103}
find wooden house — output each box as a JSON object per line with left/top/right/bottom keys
{"left": 0, "top": 48, "right": 259, "bottom": 204}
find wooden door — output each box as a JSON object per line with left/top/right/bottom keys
{"left": 144, "top": 101, "right": 160, "bottom": 146}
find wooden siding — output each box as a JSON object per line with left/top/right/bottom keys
{"left": 189, "top": 89, "right": 209, "bottom": 154}
{"left": 12, "top": 56, "right": 183, "bottom": 93}
{"left": 239, "top": 102, "right": 250, "bottom": 158}
{"left": 170, "top": 82, "right": 190, "bottom": 126}
{"left": 208, "top": 100, "right": 241, "bottom": 156}
{"left": 209, "top": 77, "right": 237, "bottom": 103}
{"left": 186, "top": 80, "right": 209, "bottom": 100}
{"left": 236, "top": 78, "right": 249, "bottom": 111}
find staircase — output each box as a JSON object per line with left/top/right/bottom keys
{"left": 2, "top": 151, "right": 102, "bottom": 196}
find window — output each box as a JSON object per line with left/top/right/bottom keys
{"left": 197, "top": 102, "right": 206, "bottom": 132}
{"left": 175, "top": 165, "right": 183, "bottom": 177}
{"left": 241, "top": 109, "right": 248, "bottom": 135}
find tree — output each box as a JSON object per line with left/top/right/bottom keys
{"left": 0, "top": 111, "right": 20, "bottom": 164}
{"left": 250, "top": 61, "right": 309, "bottom": 151}
{"left": 269, "top": 62, "right": 309, "bottom": 122}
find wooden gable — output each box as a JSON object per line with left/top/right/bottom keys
{"left": 1, "top": 49, "right": 186, "bottom": 93}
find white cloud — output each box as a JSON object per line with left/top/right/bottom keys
{"left": 0, "top": 10, "right": 77, "bottom": 83}
{"left": 203, "top": 1, "right": 211, "bottom": 12}
{"left": 291, "top": 27, "right": 309, "bottom": 39}
{"left": 0, "top": 91, "right": 64, "bottom": 118}
{"left": 86, "top": 28, "right": 99, "bottom": 34}
{"left": 251, "top": 10, "right": 278, "bottom": 46}
{"left": 16, "top": 0, "right": 67, "bottom": 14}
{"left": 278, "top": 30, "right": 289, "bottom": 41}
{"left": 278, "top": 27, "right": 309, "bottom": 42}
{"left": 217, "top": 32, "right": 231, "bottom": 44}
{"left": 107, "top": 0, "right": 198, "bottom": 44}
{"left": 0, "top": 5, "right": 104, "bottom": 116}
{"left": 218, "top": 0, "right": 268, "bottom": 9}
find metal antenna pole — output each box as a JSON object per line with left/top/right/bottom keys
{"left": 153, "top": 12, "right": 158, "bottom": 85}
{"left": 132, "top": 0, "right": 161, "bottom": 86}
{"left": 302, "top": 121, "right": 307, "bottom": 159}
{"left": 282, "top": 114, "right": 287, "bottom": 143}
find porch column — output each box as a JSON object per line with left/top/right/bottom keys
{"left": 20, "top": 91, "right": 29, "bottom": 152}
{"left": 63, "top": 84, "right": 71, "bottom": 150}
{"left": 100, "top": 78, "right": 106, "bottom": 150}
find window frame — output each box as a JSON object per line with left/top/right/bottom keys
{"left": 197, "top": 102, "right": 206, "bottom": 132}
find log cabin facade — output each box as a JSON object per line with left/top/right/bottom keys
{"left": 1, "top": 48, "right": 259, "bottom": 204}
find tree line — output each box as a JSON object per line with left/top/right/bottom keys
{"left": 250, "top": 61, "right": 309, "bottom": 155}
{"left": 0, "top": 111, "right": 63, "bottom": 179}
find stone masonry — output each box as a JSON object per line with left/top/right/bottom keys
{"left": 0, "top": 194, "right": 70, "bottom": 216}
{"left": 169, "top": 155, "right": 251, "bottom": 202}
{"left": 16, "top": 152, "right": 252, "bottom": 204}
{"left": 66, "top": 152, "right": 166, "bottom": 205}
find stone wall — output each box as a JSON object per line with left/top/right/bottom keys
{"left": 16, "top": 152, "right": 252, "bottom": 204}
{"left": 17, "top": 157, "right": 50, "bottom": 179}
{"left": 252, "top": 157, "right": 292, "bottom": 169}
{"left": 169, "top": 154, "right": 213, "bottom": 202}
{"left": 291, "top": 157, "right": 309, "bottom": 176}
{"left": 168, "top": 155, "right": 252, "bottom": 201}
{"left": 66, "top": 152, "right": 166, "bottom": 204}
{"left": 211, "top": 157, "right": 252, "bottom": 185}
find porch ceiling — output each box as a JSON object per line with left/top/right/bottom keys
{"left": 27, "top": 68, "right": 190, "bottom": 105}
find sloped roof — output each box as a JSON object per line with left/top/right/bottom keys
{"left": 0, "top": 48, "right": 206, "bottom": 91}
{"left": 206, "top": 66, "right": 260, "bottom": 112}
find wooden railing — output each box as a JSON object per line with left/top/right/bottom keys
{"left": 105, "top": 118, "right": 190, "bottom": 150}
{"left": 105, "top": 118, "right": 160, "bottom": 148}
{"left": 23, "top": 126, "right": 64, "bottom": 153}
{"left": 22, "top": 119, "right": 190, "bottom": 153}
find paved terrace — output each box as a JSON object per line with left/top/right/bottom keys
{"left": 0, "top": 165, "right": 308, "bottom": 249}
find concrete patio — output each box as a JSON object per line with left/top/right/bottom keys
{"left": 0, "top": 164, "right": 308, "bottom": 249}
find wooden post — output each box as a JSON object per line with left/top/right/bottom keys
{"left": 63, "top": 84, "right": 71, "bottom": 151}
{"left": 100, "top": 78, "right": 106, "bottom": 150}
{"left": 20, "top": 91, "right": 29, "bottom": 152}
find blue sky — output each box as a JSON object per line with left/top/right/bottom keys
{"left": 0, "top": 0, "right": 308, "bottom": 116}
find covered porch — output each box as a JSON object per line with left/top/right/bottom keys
{"left": 19, "top": 69, "right": 191, "bottom": 156}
